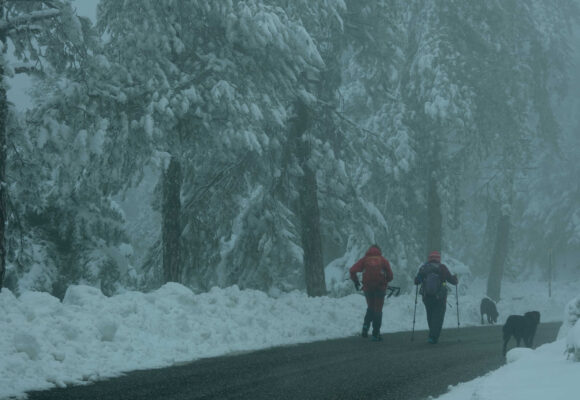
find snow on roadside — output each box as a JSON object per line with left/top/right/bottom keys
{"left": 433, "top": 339, "right": 579, "bottom": 400}
{"left": 1, "top": 284, "right": 366, "bottom": 399}
{"left": 434, "top": 293, "right": 580, "bottom": 400}
{"left": 559, "top": 295, "right": 580, "bottom": 361}
{"left": 0, "top": 278, "right": 577, "bottom": 399}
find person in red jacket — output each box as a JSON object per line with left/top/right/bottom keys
{"left": 414, "top": 251, "right": 458, "bottom": 344}
{"left": 349, "top": 244, "right": 394, "bottom": 341}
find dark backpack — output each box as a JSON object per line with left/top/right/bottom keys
{"left": 363, "top": 256, "right": 385, "bottom": 290}
{"left": 420, "top": 262, "right": 443, "bottom": 297}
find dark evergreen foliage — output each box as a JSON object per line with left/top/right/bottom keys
{"left": 2, "top": 0, "right": 578, "bottom": 298}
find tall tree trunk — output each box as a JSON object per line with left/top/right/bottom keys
{"left": 293, "top": 100, "right": 326, "bottom": 297}
{"left": 426, "top": 169, "right": 442, "bottom": 257}
{"left": 300, "top": 165, "right": 326, "bottom": 297}
{"left": 0, "top": 52, "right": 7, "bottom": 292}
{"left": 478, "top": 200, "right": 499, "bottom": 274}
{"left": 486, "top": 205, "right": 510, "bottom": 302}
{"left": 162, "top": 157, "right": 182, "bottom": 283}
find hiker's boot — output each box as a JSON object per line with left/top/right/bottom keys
{"left": 371, "top": 312, "right": 383, "bottom": 342}
{"left": 362, "top": 308, "right": 373, "bottom": 338}
{"left": 362, "top": 325, "right": 369, "bottom": 338}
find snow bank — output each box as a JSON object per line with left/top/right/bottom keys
{"left": 568, "top": 321, "right": 580, "bottom": 361}
{"left": 0, "top": 278, "right": 577, "bottom": 399}
{"left": 435, "top": 291, "right": 580, "bottom": 400}
{"left": 434, "top": 339, "right": 580, "bottom": 400}
{"left": 559, "top": 295, "right": 580, "bottom": 361}
{"left": 0, "top": 283, "right": 366, "bottom": 399}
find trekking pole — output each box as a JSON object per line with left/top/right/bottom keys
{"left": 411, "top": 285, "right": 418, "bottom": 342}
{"left": 455, "top": 284, "right": 460, "bottom": 333}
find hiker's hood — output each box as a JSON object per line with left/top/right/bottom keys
{"left": 365, "top": 246, "right": 381, "bottom": 257}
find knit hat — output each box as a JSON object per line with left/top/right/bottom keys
{"left": 428, "top": 251, "right": 441, "bottom": 262}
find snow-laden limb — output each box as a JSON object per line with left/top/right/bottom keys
{"left": 0, "top": 9, "right": 60, "bottom": 32}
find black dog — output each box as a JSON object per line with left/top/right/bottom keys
{"left": 502, "top": 311, "right": 541, "bottom": 356}
{"left": 480, "top": 297, "right": 498, "bottom": 324}
{"left": 523, "top": 311, "right": 540, "bottom": 346}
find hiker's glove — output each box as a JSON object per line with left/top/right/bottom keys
{"left": 354, "top": 281, "right": 361, "bottom": 291}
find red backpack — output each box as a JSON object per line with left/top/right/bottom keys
{"left": 363, "top": 256, "right": 386, "bottom": 289}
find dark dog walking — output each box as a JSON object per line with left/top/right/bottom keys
{"left": 502, "top": 311, "right": 541, "bottom": 356}
{"left": 480, "top": 297, "right": 498, "bottom": 324}
{"left": 523, "top": 311, "right": 540, "bottom": 346}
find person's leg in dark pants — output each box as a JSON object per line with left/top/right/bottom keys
{"left": 369, "top": 290, "right": 386, "bottom": 341}
{"left": 372, "top": 311, "right": 383, "bottom": 340}
{"left": 362, "top": 291, "right": 375, "bottom": 337}
{"left": 430, "top": 298, "right": 447, "bottom": 343}
{"left": 423, "top": 297, "right": 434, "bottom": 340}
{"left": 362, "top": 307, "right": 373, "bottom": 337}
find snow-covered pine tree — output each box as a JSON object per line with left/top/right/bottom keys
{"left": 397, "top": 1, "right": 478, "bottom": 268}
{"left": 0, "top": 1, "right": 128, "bottom": 295}
{"left": 508, "top": 0, "right": 580, "bottom": 278}
{"left": 434, "top": 0, "right": 579, "bottom": 297}
{"left": 97, "top": 0, "right": 333, "bottom": 293}
{"left": 325, "top": 0, "right": 419, "bottom": 284}
{"left": 5, "top": 0, "right": 577, "bottom": 298}
{"left": 274, "top": 0, "right": 351, "bottom": 296}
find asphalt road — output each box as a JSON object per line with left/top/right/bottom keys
{"left": 26, "top": 322, "right": 561, "bottom": 400}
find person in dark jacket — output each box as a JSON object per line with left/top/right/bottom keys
{"left": 414, "top": 251, "right": 458, "bottom": 344}
{"left": 350, "top": 244, "right": 394, "bottom": 341}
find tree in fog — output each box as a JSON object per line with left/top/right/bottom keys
{"left": 4, "top": 0, "right": 579, "bottom": 298}
{"left": 397, "top": 1, "right": 479, "bottom": 268}
{"left": 97, "top": 0, "right": 340, "bottom": 294}
{"left": 0, "top": 1, "right": 122, "bottom": 295}
{"left": 438, "top": 0, "right": 578, "bottom": 300}
{"left": 278, "top": 0, "right": 351, "bottom": 296}
{"left": 332, "top": 0, "right": 418, "bottom": 281}
{"left": 511, "top": 0, "right": 580, "bottom": 279}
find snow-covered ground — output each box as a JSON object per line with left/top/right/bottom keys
{"left": 0, "top": 278, "right": 578, "bottom": 399}
{"left": 434, "top": 340, "right": 580, "bottom": 400}
{"left": 436, "top": 294, "right": 580, "bottom": 400}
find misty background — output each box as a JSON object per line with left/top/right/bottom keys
{"left": 1, "top": 0, "right": 579, "bottom": 301}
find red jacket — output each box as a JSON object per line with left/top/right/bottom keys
{"left": 349, "top": 246, "right": 393, "bottom": 291}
